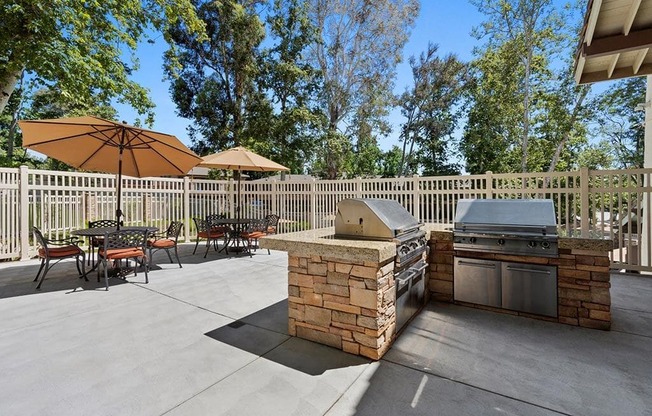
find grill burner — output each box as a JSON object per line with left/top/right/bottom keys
{"left": 453, "top": 199, "right": 559, "bottom": 257}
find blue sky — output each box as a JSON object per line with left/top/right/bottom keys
{"left": 117, "top": 1, "right": 578, "bottom": 153}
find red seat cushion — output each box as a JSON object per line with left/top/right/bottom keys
{"left": 198, "top": 231, "right": 225, "bottom": 239}
{"left": 39, "top": 246, "right": 82, "bottom": 258}
{"left": 242, "top": 231, "right": 265, "bottom": 239}
{"left": 100, "top": 248, "right": 145, "bottom": 260}
{"left": 148, "top": 238, "right": 176, "bottom": 248}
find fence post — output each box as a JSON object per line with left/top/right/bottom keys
{"left": 412, "top": 175, "right": 420, "bottom": 221}
{"left": 310, "top": 178, "right": 317, "bottom": 230}
{"left": 580, "top": 167, "right": 590, "bottom": 238}
{"left": 19, "top": 165, "right": 30, "bottom": 260}
{"left": 183, "top": 176, "right": 190, "bottom": 242}
{"left": 356, "top": 177, "right": 363, "bottom": 198}
{"left": 485, "top": 171, "right": 494, "bottom": 199}
{"left": 229, "top": 178, "right": 235, "bottom": 218}
{"left": 271, "top": 179, "right": 278, "bottom": 215}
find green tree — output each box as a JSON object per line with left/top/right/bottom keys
{"left": 166, "top": 0, "right": 266, "bottom": 153}
{"left": 0, "top": 0, "right": 206, "bottom": 120}
{"left": 258, "top": 0, "right": 325, "bottom": 173}
{"left": 398, "top": 43, "right": 466, "bottom": 176}
{"left": 461, "top": 42, "right": 523, "bottom": 174}
{"left": 469, "top": 0, "right": 565, "bottom": 172}
{"left": 308, "top": 0, "right": 419, "bottom": 178}
{"left": 593, "top": 77, "right": 645, "bottom": 169}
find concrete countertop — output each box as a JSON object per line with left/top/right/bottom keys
{"left": 424, "top": 225, "right": 613, "bottom": 251}
{"left": 259, "top": 228, "right": 396, "bottom": 263}
{"left": 260, "top": 225, "right": 613, "bottom": 262}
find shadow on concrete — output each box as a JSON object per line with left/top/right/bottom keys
{"left": 204, "top": 299, "right": 369, "bottom": 375}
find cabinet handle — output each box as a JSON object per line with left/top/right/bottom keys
{"left": 505, "top": 266, "right": 551, "bottom": 275}
{"left": 458, "top": 260, "right": 496, "bottom": 269}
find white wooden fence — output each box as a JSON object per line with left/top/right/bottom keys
{"left": 1, "top": 166, "right": 650, "bottom": 272}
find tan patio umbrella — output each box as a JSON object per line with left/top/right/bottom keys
{"left": 19, "top": 116, "right": 202, "bottom": 226}
{"left": 199, "top": 146, "right": 289, "bottom": 218}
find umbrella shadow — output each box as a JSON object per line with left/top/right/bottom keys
{"left": 0, "top": 259, "right": 131, "bottom": 300}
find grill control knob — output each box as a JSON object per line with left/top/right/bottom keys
{"left": 542, "top": 241, "right": 551, "bottom": 249}
{"left": 497, "top": 238, "right": 505, "bottom": 246}
{"left": 470, "top": 237, "right": 477, "bottom": 244}
{"left": 528, "top": 241, "right": 536, "bottom": 248}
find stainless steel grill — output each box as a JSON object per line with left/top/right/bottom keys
{"left": 335, "top": 198, "right": 428, "bottom": 330}
{"left": 453, "top": 199, "right": 559, "bottom": 257}
{"left": 452, "top": 199, "right": 559, "bottom": 318}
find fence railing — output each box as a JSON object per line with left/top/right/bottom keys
{"left": 1, "top": 166, "right": 650, "bottom": 272}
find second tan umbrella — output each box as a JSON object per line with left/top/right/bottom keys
{"left": 199, "top": 146, "right": 289, "bottom": 218}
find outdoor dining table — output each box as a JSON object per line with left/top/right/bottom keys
{"left": 211, "top": 218, "right": 256, "bottom": 255}
{"left": 72, "top": 226, "right": 159, "bottom": 272}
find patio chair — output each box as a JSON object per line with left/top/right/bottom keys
{"left": 265, "top": 214, "right": 280, "bottom": 234}
{"left": 147, "top": 221, "right": 183, "bottom": 269}
{"left": 32, "top": 227, "right": 87, "bottom": 290}
{"left": 87, "top": 219, "right": 122, "bottom": 266}
{"left": 192, "top": 217, "right": 229, "bottom": 258}
{"left": 97, "top": 229, "right": 148, "bottom": 290}
{"left": 241, "top": 218, "right": 270, "bottom": 255}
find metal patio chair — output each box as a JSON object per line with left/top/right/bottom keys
{"left": 87, "top": 219, "right": 121, "bottom": 266}
{"left": 241, "top": 218, "right": 270, "bottom": 255}
{"left": 147, "top": 221, "right": 183, "bottom": 268}
{"left": 192, "top": 217, "right": 229, "bottom": 258}
{"left": 32, "top": 227, "right": 87, "bottom": 289}
{"left": 97, "top": 229, "right": 148, "bottom": 290}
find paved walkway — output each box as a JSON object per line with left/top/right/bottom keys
{"left": 0, "top": 244, "right": 650, "bottom": 415}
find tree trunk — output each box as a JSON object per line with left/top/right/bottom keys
{"left": 548, "top": 87, "right": 589, "bottom": 174}
{"left": 521, "top": 48, "right": 532, "bottom": 173}
{"left": 0, "top": 67, "right": 23, "bottom": 116}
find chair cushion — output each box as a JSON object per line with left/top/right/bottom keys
{"left": 198, "top": 231, "right": 225, "bottom": 238}
{"left": 148, "top": 238, "right": 176, "bottom": 248}
{"left": 242, "top": 231, "right": 265, "bottom": 239}
{"left": 38, "top": 246, "right": 82, "bottom": 258}
{"left": 100, "top": 248, "right": 145, "bottom": 260}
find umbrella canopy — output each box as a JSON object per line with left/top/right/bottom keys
{"left": 199, "top": 146, "right": 289, "bottom": 218}
{"left": 19, "top": 116, "right": 202, "bottom": 224}
{"left": 199, "top": 146, "right": 289, "bottom": 172}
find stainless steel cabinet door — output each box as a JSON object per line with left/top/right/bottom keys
{"left": 454, "top": 257, "right": 502, "bottom": 307}
{"left": 501, "top": 262, "right": 557, "bottom": 317}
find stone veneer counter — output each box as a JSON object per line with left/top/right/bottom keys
{"left": 260, "top": 228, "right": 400, "bottom": 359}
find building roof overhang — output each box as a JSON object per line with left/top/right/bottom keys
{"left": 574, "top": 0, "right": 652, "bottom": 84}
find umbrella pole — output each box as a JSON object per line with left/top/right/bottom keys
{"left": 116, "top": 131, "right": 125, "bottom": 229}
{"left": 236, "top": 169, "right": 241, "bottom": 222}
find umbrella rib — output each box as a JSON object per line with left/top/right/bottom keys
{"left": 125, "top": 130, "right": 198, "bottom": 175}
{"left": 23, "top": 126, "right": 120, "bottom": 147}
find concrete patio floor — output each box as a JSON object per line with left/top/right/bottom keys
{"left": 0, "top": 244, "right": 650, "bottom": 416}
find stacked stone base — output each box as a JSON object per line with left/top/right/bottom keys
{"left": 428, "top": 231, "right": 611, "bottom": 330}
{"left": 287, "top": 254, "right": 396, "bottom": 360}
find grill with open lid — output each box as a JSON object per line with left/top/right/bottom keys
{"left": 334, "top": 198, "right": 427, "bottom": 267}
{"left": 335, "top": 197, "right": 428, "bottom": 332}
{"left": 453, "top": 199, "right": 559, "bottom": 257}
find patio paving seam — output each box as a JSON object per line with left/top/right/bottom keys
{"left": 379, "top": 356, "right": 572, "bottom": 416}
{"left": 131, "top": 280, "right": 292, "bottom": 338}
{"left": 159, "top": 336, "right": 295, "bottom": 416}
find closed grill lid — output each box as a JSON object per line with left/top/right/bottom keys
{"left": 454, "top": 199, "right": 558, "bottom": 235}
{"left": 335, "top": 198, "right": 421, "bottom": 240}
